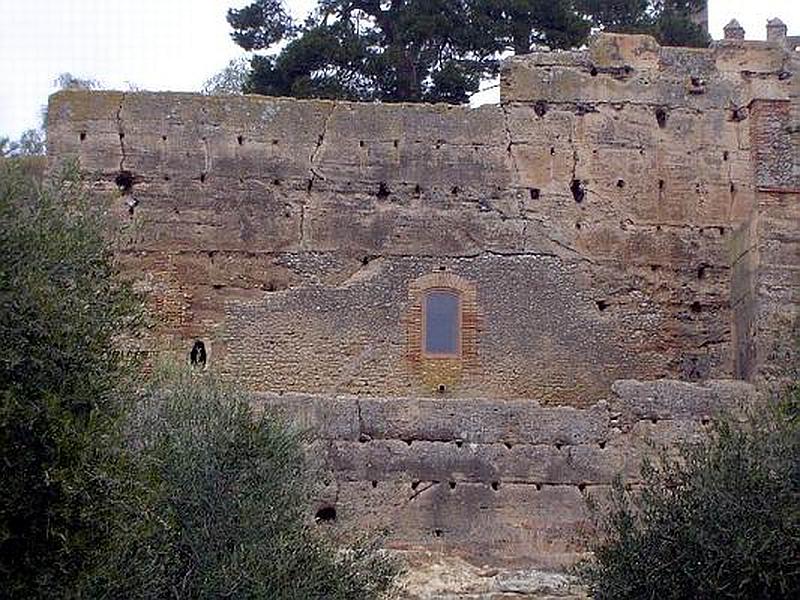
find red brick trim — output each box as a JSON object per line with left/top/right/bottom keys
{"left": 406, "top": 272, "right": 480, "bottom": 390}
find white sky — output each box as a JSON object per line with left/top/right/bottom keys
{"left": 1, "top": 0, "right": 798, "bottom": 138}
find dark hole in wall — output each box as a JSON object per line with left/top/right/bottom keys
{"left": 237, "top": 135, "right": 244, "bottom": 145}
{"left": 534, "top": 100, "right": 548, "bottom": 117}
{"left": 449, "top": 481, "right": 456, "bottom": 490}
{"left": 377, "top": 181, "right": 390, "bottom": 199}
{"left": 200, "top": 172, "right": 207, "bottom": 183}
{"left": 691, "top": 301, "right": 702, "bottom": 313}
{"left": 491, "top": 481, "right": 500, "bottom": 491}
{"left": 371, "top": 480, "right": 378, "bottom": 488}
{"left": 570, "top": 179, "right": 585, "bottom": 203}
{"left": 433, "top": 529, "right": 443, "bottom": 538}
{"left": 723, "top": 150, "right": 729, "bottom": 161}
{"left": 658, "top": 179, "right": 665, "bottom": 190}
{"left": 529, "top": 188, "right": 540, "bottom": 200}
{"left": 115, "top": 170, "right": 135, "bottom": 192}
{"left": 393, "top": 139, "right": 399, "bottom": 148}
{"left": 161, "top": 135, "right": 167, "bottom": 141}
{"left": 272, "top": 178, "right": 281, "bottom": 186}
{"left": 272, "top": 139, "right": 279, "bottom": 145}
{"left": 578, "top": 483, "right": 587, "bottom": 492}
{"left": 359, "top": 140, "right": 365, "bottom": 147}
{"left": 411, "top": 481, "right": 420, "bottom": 490}
{"left": 315, "top": 506, "right": 336, "bottom": 523}
{"left": 437, "top": 383, "right": 447, "bottom": 394}
{"left": 555, "top": 442, "right": 564, "bottom": 450}
{"left": 550, "top": 146, "right": 556, "bottom": 155}
{"left": 455, "top": 439, "right": 463, "bottom": 448}
{"left": 590, "top": 66, "right": 598, "bottom": 77}
{"left": 79, "top": 132, "right": 86, "bottom": 141}
{"left": 599, "top": 441, "right": 607, "bottom": 449}
{"left": 697, "top": 264, "right": 707, "bottom": 280}
{"left": 616, "top": 179, "right": 625, "bottom": 188}
{"left": 451, "top": 186, "right": 459, "bottom": 196}
{"left": 730, "top": 182, "right": 736, "bottom": 194}
{"left": 190, "top": 340, "right": 207, "bottom": 368}
{"left": 119, "top": 132, "right": 125, "bottom": 140}
{"left": 575, "top": 222, "right": 582, "bottom": 230}
{"left": 730, "top": 108, "right": 747, "bottom": 122}
{"left": 655, "top": 107, "right": 668, "bottom": 128}
{"left": 414, "top": 183, "right": 422, "bottom": 195}
{"left": 596, "top": 300, "right": 609, "bottom": 311}
{"left": 504, "top": 441, "right": 512, "bottom": 450}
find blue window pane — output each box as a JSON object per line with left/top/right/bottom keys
{"left": 424, "top": 290, "right": 460, "bottom": 355}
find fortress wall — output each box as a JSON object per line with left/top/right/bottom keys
{"left": 257, "top": 379, "right": 757, "bottom": 567}
{"left": 43, "top": 32, "right": 798, "bottom": 574}
{"left": 43, "top": 34, "right": 800, "bottom": 405}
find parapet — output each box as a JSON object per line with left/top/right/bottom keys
{"left": 502, "top": 31, "right": 797, "bottom": 106}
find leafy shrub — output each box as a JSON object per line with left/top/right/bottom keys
{"left": 582, "top": 390, "right": 800, "bottom": 599}
{"left": 0, "top": 160, "right": 142, "bottom": 597}
{"left": 86, "top": 370, "right": 399, "bottom": 599}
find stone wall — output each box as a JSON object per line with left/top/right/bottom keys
{"left": 45, "top": 31, "right": 798, "bottom": 579}
{"left": 46, "top": 33, "right": 799, "bottom": 406}
{"left": 259, "top": 379, "right": 757, "bottom": 568}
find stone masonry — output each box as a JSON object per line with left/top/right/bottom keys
{"left": 46, "top": 27, "right": 798, "bottom": 594}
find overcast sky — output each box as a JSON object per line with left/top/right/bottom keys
{"left": 1, "top": 0, "right": 798, "bottom": 139}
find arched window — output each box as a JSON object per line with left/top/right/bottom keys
{"left": 423, "top": 289, "right": 461, "bottom": 357}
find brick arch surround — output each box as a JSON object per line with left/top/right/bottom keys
{"left": 406, "top": 271, "right": 481, "bottom": 393}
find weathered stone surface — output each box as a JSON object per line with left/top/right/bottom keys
{"left": 45, "top": 29, "right": 798, "bottom": 585}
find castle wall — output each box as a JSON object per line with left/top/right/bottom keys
{"left": 260, "top": 379, "right": 757, "bottom": 568}
{"left": 46, "top": 33, "right": 800, "bottom": 405}
{"left": 45, "top": 32, "right": 798, "bottom": 574}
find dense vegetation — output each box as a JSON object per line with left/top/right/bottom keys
{"left": 0, "top": 161, "right": 398, "bottom": 598}
{"left": 87, "top": 371, "right": 398, "bottom": 599}
{"left": 227, "top": 0, "right": 709, "bottom": 103}
{"left": 582, "top": 388, "right": 800, "bottom": 599}
{"left": 0, "top": 160, "right": 142, "bottom": 596}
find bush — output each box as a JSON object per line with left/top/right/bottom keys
{"left": 582, "top": 389, "right": 800, "bottom": 599}
{"left": 86, "top": 370, "right": 399, "bottom": 599}
{"left": 0, "top": 160, "right": 142, "bottom": 597}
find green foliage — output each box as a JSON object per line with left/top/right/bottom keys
{"left": 202, "top": 57, "right": 251, "bottom": 95}
{"left": 0, "top": 129, "right": 45, "bottom": 157}
{"left": 0, "top": 161, "right": 143, "bottom": 597}
{"left": 86, "top": 370, "right": 399, "bottom": 599}
{"left": 89, "top": 374, "right": 396, "bottom": 600}
{"left": 582, "top": 393, "right": 800, "bottom": 599}
{"left": 228, "top": 0, "right": 709, "bottom": 104}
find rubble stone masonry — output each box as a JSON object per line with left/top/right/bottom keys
{"left": 47, "top": 31, "right": 798, "bottom": 585}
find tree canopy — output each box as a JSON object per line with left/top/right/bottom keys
{"left": 227, "top": 0, "right": 709, "bottom": 103}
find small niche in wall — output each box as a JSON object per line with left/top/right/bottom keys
{"left": 190, "top": 340, "right": 207, "bottom": 368}
{"left": 115, "top": 170, "right": 135, "bottom": 193}
{"left": 655, "top": 107, "right": 668, "bottom": 128}
{"left": 315, "top": 506, "right": 337, "bottom": 523}
{"left": 570, "top": 179, "right": 585, "bottom": 203}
